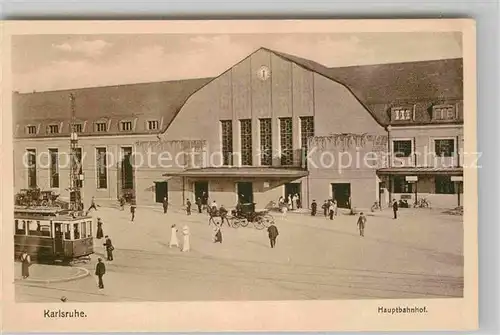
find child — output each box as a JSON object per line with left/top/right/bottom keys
{"left": 357, "top": 212, "right": 367, "bottom": 237}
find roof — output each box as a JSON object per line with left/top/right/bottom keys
{"left": 377, "top": 167, "right": 463, "bottom": 176}
{"left": 13, "top": 78, "right": 212, "bottom": 138}
{"left": 163, "top": 167, "right": 309, "bottom": 178}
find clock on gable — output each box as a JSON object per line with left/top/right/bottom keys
{"left": 257, "top": 65, "right": 271, "bottom": 81}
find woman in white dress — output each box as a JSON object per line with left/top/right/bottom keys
{"left": 182, "top": 225, "right": 191, "bottom": 252}
{"left": 281, "top": 203, "right": 288, "bottom": 220}
{"left": 169, "top": 224, "right": 179, "bottom": 248}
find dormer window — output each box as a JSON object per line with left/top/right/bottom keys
{"left": 120, "top": 121, "right": 133, "bottom": 132}
{"left": 432, "top": 105, "right": 456, "bottom": 121}
{"left": 26, "top": 125, "right": 37, "bottom": 135}
{"left": 95, "top": 122, "right": 107, "bottom": 132}
{"left": 47, "top": 124, "right": 59, "bottom": 134}
{"left": 391, "top": 107, "right": 414, "bottom": 121}
{"left": 73, "top": 123, "right": 83, "bottom": 133}
{"left": 147, "top": 120, "right": 159, "bottom": 130}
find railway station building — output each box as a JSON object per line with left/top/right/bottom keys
{"left": 12, "top": 47, "right": 464, "bottom": 209}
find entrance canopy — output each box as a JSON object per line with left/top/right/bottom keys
{"left": 163, "top": 167, "right": 309, "bottom": 179}
{"left": 377, "top": 167, "right": 463, "bottom": 176}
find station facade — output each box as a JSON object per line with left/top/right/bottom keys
{"left": 13, "top": 48, "right": 464, "bottom": 209}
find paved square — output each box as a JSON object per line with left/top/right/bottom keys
{"left": 15, "top": 205, "right": 463, "bottom": 302}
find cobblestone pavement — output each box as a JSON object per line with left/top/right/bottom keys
{"left": 15, "top": 205, "right": 463, "bottom": 302}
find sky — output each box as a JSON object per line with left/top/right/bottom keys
{"left": 12, "top": 32, "right": 462, "bottom": 93}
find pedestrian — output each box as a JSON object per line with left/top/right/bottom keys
{"left": 20, "top": 249, "right": 31, "bottom": 279}
{"left": 182, "top": 225, "right": 191, "bottom": 252}
{"left": 130, "top": 201, "right": 136, "bottom": 222}
{"left": 169, "top": 224, "right": 179, "bottom": 248}
{"left": 392, "top": 199, "right": 399, "bottom": 219}
{"left": 329, "top": 201, "right": 335, "bottom": 220}
{"left": 219, "top": 204, "right": 229, "bottom": 227}
{"left": 281, "top": 202, "right": 288, "bottom": 220}
{"left": 357, "top": 212, "right": 367, "bottom": 237}
{"left": 296, "top": 194, "right": 301, "bottom": 209}
{"left": 95, "top": 258, "right": 106, "bottom": 289}
{"left": 214, "top": 221, "right": 223, "bottom": 243}
{"left": 162, "top": 197, "right": 169, "bottom": 214}
{"left": 311, "top": 200, "right": 317, "bottom": 216}
{"left": 119, "top": 196, "right": 125, "bottom": 211}
{"left": 322, "top": 200, "right": 328, "bottom": 217}
{"left": 186, "top": 199, "right": 192, "bottom": 215}
{"left": 332, "top": 200, "right": 338, "bottom": 217}
{"left": 267, "top": 222, "right": 279, "bottom": 248}
{"left": 291, "top": 194, "right": 297, "bottom": 210}
{"left": 87, "top": 196, "right": 98, "bottom": 213}
{"left": 103, "top": 235, "right": 114, "bottom": 261}
{"left": 196, "top": 197, "right": 202, "bottom": 213}
{"left": 96, "top": 217, "right": 104, "bottom": 239}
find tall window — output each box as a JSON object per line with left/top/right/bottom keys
{"left": 75, "top": 148, "right": 83, "bottom": 188}
{"left": 393, "top": 176, "right": 413, "bottom": 193}
{"left": 148, "top": 120, "right": 159, "bottom": 130}
{"left": 300, "top": 116, "right": 314, "bottom": 154}
{"left": 120, "top": 121, "right": 133, "bottom": 131}
{"left": 96, "top": 148, "right": 107, "bottom": 189}
{"left": 26, "top": 149, "right": 37, "bottom": 188}
{"left": 435, "top": 139, "right": 455, "bottom": 157}
{"left": 280, "top": 117, "right": 293, "bottom": 165}
{"left": 240, "top": 119, "right": 252, "bottom": 166}
{"left": 435, "top": 176, "right": 455, "bottom": 194}
{"left": 260, "top": 118, "right": 272, "bottom": 166}
{"left": 221, "top": 120, "right": 233, "bottom": 166}
{"left": 121, "top": 147, "right": 134, "bottom": 190}
{"left": 73, "top": 123, "right": 83, "bottom": 133}
{"left": 49, "top": 149, "right": 59, "bottom": 188}
{"left": 393, "top": 140, "right": 412, "bottom": 157}
{"left": 95, "top": 122, "right": 107, "bottom": 132}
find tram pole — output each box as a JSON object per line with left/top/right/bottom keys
{"left": 69, "top": 93, "right": 83, "bottom": 214}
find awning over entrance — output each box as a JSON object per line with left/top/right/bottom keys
{"left": 162, "top": 167, "right": 309, "bottom": 178}
{"left": 377, "top": 167, "right": 463, "bottom": 176}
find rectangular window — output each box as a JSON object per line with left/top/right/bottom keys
{"left": 259, "top": 118, "right": 272, "bottom": 166}
{"left": 121, "top": 147, "right": 134, "bottom": 190}
{"left": 240, "top": 119, "right": 252, "bottom": 166}
{"left": 48, "top": 124, "right": 59, "bottom": 134}
{"left": 80, "top": 222, "right": 87, "bottom": 238}
{"left": 120, "top": 121, "right": 133, "bottom": 131}
{"left": 73, "top": 223, "right": 81, "bottom": 239}
{"left": 435, "top": 176, "right": 455, "bottom": 194}
{"left": 49, "top": 148, "right": 59, "bottom": 188}
{"left": 391, "top": 107, "right": 413, "bottom": 121}
{"left": 26, "top": 125, "right": 37, "bottom": 135}
{"left": 300, "top": 116, "right": 314, "bottom": 154}
{"left": 432, "top": 105, "right": 456, "bottom": 121}
{"left": 96, "top": 147, "right": 108, "bottom": 189}
{"left": 393, "top": 176, "right": 413, "bottom": 193}
{"left": 75, "top": 148, "right": 83, "bottom": 188}
{"left": 73, "top": 123, "right": 83, "bottom": 133}
{"left": 280, "top": 117, "right": 293, "bottom": 165}
{"left": 27, "top": 149, "right": 37, "bottom": 188}
{"left": 221, "top": 120, "right": 233, "bottom": 166}
{"left": 15, "top": 220, "right": 27, "bottom": 235}
{"left": 435, "top": 139, "right": 455, "bottom": 157}
{"left": 95, "top": 122, "right": 107, "bottom": 132}
{"left": 147, "top": 120, "right": 159, "bottom": 130}
{"left": 28, "top": 220, "right": 51, "bottom": 237}
{"left": 393, "top": 140, "right": 412, "bottom": 157}
{"left": 64, "top": 224, "right": 71, "bottom": 240}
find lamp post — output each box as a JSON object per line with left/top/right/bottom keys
{"left": 69, "top": 93, "right": 83, "bottom": 213}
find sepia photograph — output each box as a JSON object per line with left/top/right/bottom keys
{"left": 1, "top": 19, "right": 478, "bottom": 332}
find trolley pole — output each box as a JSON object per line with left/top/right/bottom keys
{"left": 69, "top": 93, "right": 83, "bottom": 213}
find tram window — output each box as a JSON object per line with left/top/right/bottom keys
{"left": 28, "top": 220, "right": 51, "bottom": 237}
{"left": 73, "top": 223, "right": 80, "bottom": 239}
{"left": 64, "top": 224, "right": 71, "bottom": 240}
{"left": 15, "top": 220, "right": 27, "bottom": 235}
{"left": 80, "top": 222, "right": 87, "bottom": 238}
{"left": 87, "top": 221, "right": 93, "bottom": 237}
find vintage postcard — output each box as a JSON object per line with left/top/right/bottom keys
{"left": 1, "top": 19, "right": 478, "bottom": 332}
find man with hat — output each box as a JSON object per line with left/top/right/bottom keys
{"left": 95, "top": 258, "right": 106, "bottom": 289}
{"left": 103, "top": 235, "right": 114, "bottom": 261}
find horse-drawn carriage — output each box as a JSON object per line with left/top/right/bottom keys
{"left": 208, "top": 202, "right": 274, "bottom": 230}
{"left": 15, "top": 188, "right": 66, "bottom": 208}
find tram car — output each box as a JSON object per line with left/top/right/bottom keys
{"left": 14, "top": 206, "right": 94, "bottom": 264}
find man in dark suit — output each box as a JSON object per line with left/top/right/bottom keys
{"left": 392, "top": 199, "right": 399, "bottom": 219}
{"left": 267, "top": 223, "right": 279, "bottom": 248}
{"left": 103, "top": 235, "right": 114, "bottom": 261}
{"left": 95, "top": 258, "right": 106, "bottom": 289}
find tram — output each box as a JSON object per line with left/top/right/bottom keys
{"left": 14, "top": 206, "right": 94, "bottom": 264}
